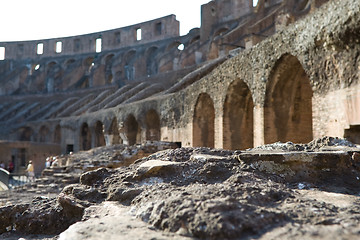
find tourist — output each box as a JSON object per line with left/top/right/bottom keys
{"left": 45, "top": 157, "right": 51, "bottom": 168}
{"left": 7, "top": 160, "right": 14, "bottom": 173}
{"left": 51, "top": 157, "right": 59, "bottom": 167}
{"left": 26, "top": 160, "right": 35, "bottom": 182}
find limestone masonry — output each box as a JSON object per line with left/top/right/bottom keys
{"left": 0, "top": 0, "right": 359, "bottom": 175}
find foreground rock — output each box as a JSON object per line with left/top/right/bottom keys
{"left": 0, "top": 137, "right": 359, "bottom": 239}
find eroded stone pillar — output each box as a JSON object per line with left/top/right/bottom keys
{"left": 104, "top": 134, "right": 113, "bottom": 146}
{"left": 253, "top": 104, "right": 264, "bottom": 147}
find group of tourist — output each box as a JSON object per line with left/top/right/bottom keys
{"left": 0, "top": 161, "right": 14, "bottom": 173}
{"left": 45, "top": 156, "right": 59, "bottom": 168}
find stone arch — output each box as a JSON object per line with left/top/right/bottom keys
{"left": 223, "top": 79, "right": 254, "bottom": 150}
{"left": 64, "top": 59, "right": 76, "bottom": 68}
{"left": 109, "top": 117, "right": 120, "bottom": 145}
{"left": 124, "top": 114, "right": 140, "bottom": 146}
{"left": 80, "top": 122, "right": 91, "bottom": 151}
{"left": 104, "top": 54, "right": 115, "bottom": 84}
{"left": 46, "top": 61, "right": 57, "bottom": 74}
{"left": 39, "top": 125, "right": 50, "bottom": 143}
{"left": 46, "top": 61, "right": 62, "bottom": 93}
{"left": 193, "top": 93, "right": 215, "bottom": 148}
{"left": 19, "top": 127, "right": 33, "bottom": 141}
{"left": 264, "top": 54, "right": 313, "bottom": 144}
{"left": 166, "top": 41, "right": 183, "bottom": 51}
{"left": 83, "top": 56, "right": 94, "bottom": 67}
{"left": 145, "top": 46, "right": 159, "bottom": 76}
{"left": 189, "top": 35, "right": 200, "bottom": 45}
{"left": 94, "top": 121, "right": 106, "bottom": 147}
{"left": 54, "top": 124, "right": 61, "bottom": 144}
{"left": 124, "top": 50, "right": 136, "bottom": 80}
{"left": 104, "top": 53, "right": 115, "bottom": 65}
{"left": 145, "top": 109, "right": 161, "bottom": 141}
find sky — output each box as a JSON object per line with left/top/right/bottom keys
{"left": 0, "top": 0, "right": 211, "bottom": 42}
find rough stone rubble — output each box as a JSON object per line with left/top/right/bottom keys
{"left": 0, "top": 137, "right": 359, "bottom": 239}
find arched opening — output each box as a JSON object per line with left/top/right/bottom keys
{"left": 264, "top": 54, "right": 313, "bottom": 144}
{"left": 105, "top": 54, "right": 115, "bottom": 65}
{"left": 145, "top": 47, "right": 158, "bottom": 76}
{"left": 84, "top": 57, "right": 94, "bottom": 67}
{"left": 145, "top": 109, "right": 161, "bottom": 141}
{"left": 54, "top": 124, "right": 61, "bottom": 144}
{"left": 19, "top": 127, "right": 33, "bottom": 141}
{"left": 46, "top": 61, "right": 62, "bottom": 93}
{"left": 189, "top": 35, "right": 200, "bottom": 45}
{"left": 84, "top": 56, "right": 95, "bottom": 74}
{"left": 125, "top": 114, "right": 140, "bottom": 146}
{"left": 223, "top": 79, "right": 254, "bottom": 150}
{"left": 109, "top": 118, "right": 120, "bottom": 145}
{"left": 193, "top": 93, "right": 215, "bottom": 147}
{"left": 105, "top": 54, "right": 115, "bottom": 84}
{"left": 124, "top": 50, "right": 136, "bottom": 81}
{"left": 80, "top": 123, "right": 91, "bottom": 151}
{"left": 47, "top": 61, "right": 57, "bottom": 74}
{"left": 95, "top": 121, "right": 106, "bottom": 147}
{"left": 65, "top": 59, "right": 76, "bottom": 68}
{"left": 39, "top": 125, "right": 50, "bottom": 143}
{"left": 166, "top": 41, "right": 183, "bottom": 51}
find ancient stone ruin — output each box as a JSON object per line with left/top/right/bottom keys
{"left": 2, "top": 0, "right": 357, "bottom": 175}
{"left": 0, "top": 0, "right": 360, "bottom": 239}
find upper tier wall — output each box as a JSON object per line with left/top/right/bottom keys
{"left": 0, "top": 15, "right": 179, "bottom": 60}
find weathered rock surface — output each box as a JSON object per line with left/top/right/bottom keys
{"left": 0, "top": 138, "right": 359, "bottom": 239}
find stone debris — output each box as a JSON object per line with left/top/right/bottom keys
{"left": 0, "top": 138, "right": 359, "bottom": 239}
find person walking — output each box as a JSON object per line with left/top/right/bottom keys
{"left": 26, "top": 160, "right": 35, "bottom": 182}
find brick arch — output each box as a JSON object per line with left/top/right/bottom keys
{"left": 145, "top": 109, "right": 161, "bottom": 141}
{"left": 124, "top": 114, "right": 140, "bottom": 145}
{"left": 145, "top": 46, "right": 159, "bottom": 76}
{"left": 193, "top": 93, "right": 215, "bottom": 148}
{"left": 64, "top": 58, "right": 76, "bottom": 69}
{"left": 53, "top": 124, "right": 61, "bottom": 144}
{"left": 166, "top": 41, "right": 183, "bottom": 51}
{"left": 19, "top": 126, "right": 33, "bottom": 141}
{"left": 94, "top": 120, "right": 106, "bottom": 147}
{"left": 189, "top": 35, "right": 200, "bottom": 45}
{"left": 102, "top": 53, "right": 115, "bottom": 65}
{"left": 105, "top": 117, "right": 120, "bottom": 145}
{"left": 123, "top": 50, "right": 137, "bottom": 81}
{"left": 223, "top": 79, "right": 254, "bottom": 150}
{"left": 83, "top": 56, "right": 95, "bottom": 67}
{"left": 46, "top": 60, "right": 63, "bottom": 93}
{"left": 46, "top": 61, "right": 58, "bottom": 73}
{"left": 80, "top": 122, "right": 91, "bottom": 150}
{"left": 39, "top": 125, "right": 50, "bottom": 143}
{"left": 103, "top": 53, "right": 115, "bottom": 84}
{"left": 264, "top": 54, "right": 313, "bottom": 144}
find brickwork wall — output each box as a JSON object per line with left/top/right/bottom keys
{"left": 0, "top": 15, "right": 179, "bottom": 60}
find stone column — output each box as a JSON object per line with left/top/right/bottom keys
{"left": 253, "top": 104, "right": 265, "bottom": 147}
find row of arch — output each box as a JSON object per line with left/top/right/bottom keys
{"left": 80, "top": 109, "right": 161, "bottom": 150}
{"left": 27, "top": 36, "right": 200, "bottom": 93}
{"left": 19, "top": 54, "right": 313, "bottom": 151}
{"left": 27, "top": 33, "right": 201, "bottom": 78}
{"left": 18, "top": 109, "right": 161, "bottom": 152}
{"left": 193, "top": 54, "right": 313, "bottom": 149}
